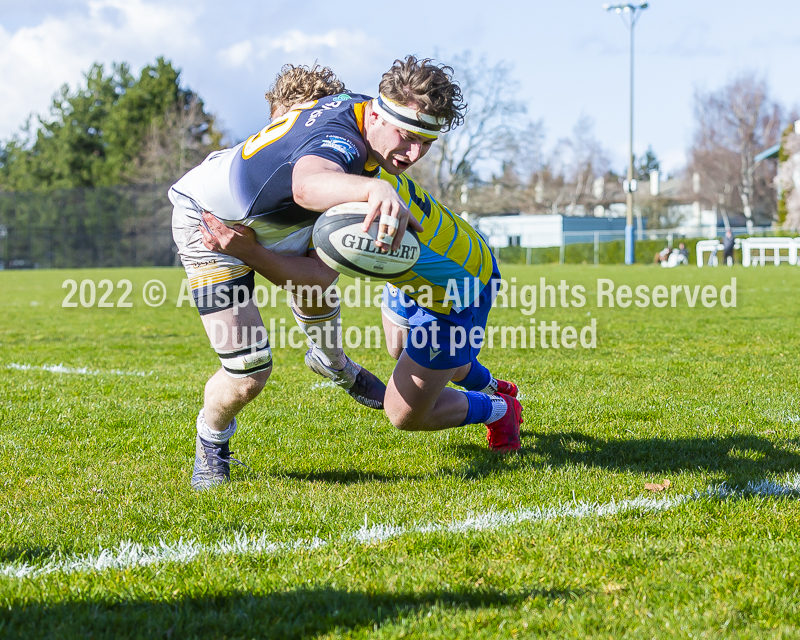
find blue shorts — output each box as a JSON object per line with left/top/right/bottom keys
{"left": 381, "top": 264, "right": 501, "bottom": 370}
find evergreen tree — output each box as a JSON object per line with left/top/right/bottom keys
{"left": 635, "top": 146, "right": 660, "bottom": 182}
{"left": 0, "top": 58, "right": 223, "bottom": 191}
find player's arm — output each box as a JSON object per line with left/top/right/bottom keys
{"left": 292, "top": 156, "right": 423, "bottom": 251}
{"left": 198, "top": 212, "right": 337, "bottom": 290}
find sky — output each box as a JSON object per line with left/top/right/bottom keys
{"left": 1, "top": 0, "right": 799, "bottom": 175}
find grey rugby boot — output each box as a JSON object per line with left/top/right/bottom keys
{"left": 191, "top": 434, "right": 243, "bottom": 491}
{"left": 304, "top": 348, "right": 386, "bottom": 410}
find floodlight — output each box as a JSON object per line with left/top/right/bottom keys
{"left": 601, "top": 0, "right": 649, "bottom": 264}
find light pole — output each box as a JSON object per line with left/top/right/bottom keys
{"left": 603, "top": 2, "right": 647, "bottom": 265}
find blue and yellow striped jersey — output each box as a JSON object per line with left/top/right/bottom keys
{"left": 381, "top": 172, "right": 495, "bottom": 315}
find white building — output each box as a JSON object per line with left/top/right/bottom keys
{"left": 473, "top": 214, "right": 637, "bottom": 249}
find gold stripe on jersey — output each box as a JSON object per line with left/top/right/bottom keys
{"left": 354, "top": 101, "right": 367, "bottom": 133}
{"left": 189, "top": 264, "right": 253, "bottom": 291}
{"left": 354, "top": 101, "right": 380, "bottom": 173}
{"left": 380, "top": 172, "right": 494, "bottom": 314}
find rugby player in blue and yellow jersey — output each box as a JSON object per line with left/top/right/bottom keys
{"left": 197, "top": 61, "right": 523, "bottom": 483}
{"left": 376, "top": 172, "right": 522, "bottom": 450}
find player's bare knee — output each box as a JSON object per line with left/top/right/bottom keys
{"left": 206, "top": 366, "right": 270, "bottom": 406}
{"left": 393, "top": 414, "right": 426, "bottom": 431}
{"left": 384, "top": 399, "right": 422, "bottom": 431}
{"left": 388, "top": 412, "right": 416, "bottom": 431}
{"left": 235, "top": 367, "right": 270, "bottom": 402}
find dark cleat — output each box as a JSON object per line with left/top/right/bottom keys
{"left": 304, "top": 348, "right": 386, "bottom": 410}
{"left": 191, "top": 434, "right": 245, "bottom": 491}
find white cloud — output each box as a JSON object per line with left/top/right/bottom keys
{"left": 218, "top": 29, "right": 375, "bottom": 71}
{"left": 0, "top": 5, "right": 383, "bottom": 143}
{"left": 270, "top": 29, "right": 370, "bottom": 54}
{"left": 0, "top": 0, "right": 200, "bottom": 140}
{"left": 218, "top": 40, "right": 253, "bottom": 69}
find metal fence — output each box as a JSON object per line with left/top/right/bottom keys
{"left": 492, "top": 226, "right": 781, "bottom": 266}
{"left": 0, "top": 184, "right": 787, "bottom": 269}
{"left": 555, "top": 226, "right": 777, "bottom": 266}
{"left": 0, "top": 184, "right": 176, "bottom": 269}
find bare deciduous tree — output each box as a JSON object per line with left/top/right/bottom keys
{"left": 132, "top": 96, "right": 224, "bottom": 185}
{"left": 549, "top": 115, "right": 610, "bottom": 209}
{"left": 408, "top": 52, "right": 544, "bottom": 208}
{"left": 688, "top": 73, "right": 783, "bottom": 225}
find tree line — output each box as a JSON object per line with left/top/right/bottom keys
{"left": 0, "top": 57, "right": 223, "bottom": 192}
{"left": 409, "top": 55, "right": 795, "bottom": 230}
{"left": 1, "top": 54, "right": 796, "bottom": 231}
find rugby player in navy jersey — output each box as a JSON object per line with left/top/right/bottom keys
{"left": 198, "top": 62, "right": 523, "bottom": 478}
{"left": 170, "top": 58, "right": 467, "bottom": 490}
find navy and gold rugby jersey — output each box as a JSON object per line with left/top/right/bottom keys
{"left": 169, "top": 93, "right": 378, "bottom": 254}
{"left": 381, "top": 172, "right": 495, "bottom": 315}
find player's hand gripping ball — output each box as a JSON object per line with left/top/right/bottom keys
{"left": 313, "top": 202, "right": 420, "bottom": 279}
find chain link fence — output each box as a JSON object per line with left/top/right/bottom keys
{"left": 0, "top": 184, "right": 176, "bottom": 269}
{"left": 0, "top": 184, "right": 787, "bottom": 269}
{"left": 490, "top": 227, "right": 781, "bottom": 265}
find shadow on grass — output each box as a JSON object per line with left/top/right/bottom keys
{"left": 0, "top": 546, "right": 61, "bottom": 565}
{"left": 530, "top": 432, "right": 800, "bottom": 485}
{"left": 444, "top": 443, "right": 538, "bottom": 480}
{"left": 234, "top": 432, "right": 797, "bottom": 487}
{"left": 268, "top": 469, "right": 428, "bottom": 484}
{"left": 254, "top": 451, "right": 538, "bottom": 485}
{"left": 0, "top": 585, "right": 581, "bottom": 640}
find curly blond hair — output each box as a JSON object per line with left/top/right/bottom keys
{"left": 265, "top": 63, "right": 346, "bottom": 117}
{"left": 378, "top": 56, "right": 465, "bottom": 132}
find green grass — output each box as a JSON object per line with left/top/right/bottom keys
{"left": 1, "top": 264, "right": 800, "bottom": 638}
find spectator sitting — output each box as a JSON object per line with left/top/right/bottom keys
{"left": 661, "top": 244, "right": 690, "bottom": 268}
{"left": 654, "top": 246, "right": 672, "bottom": 265}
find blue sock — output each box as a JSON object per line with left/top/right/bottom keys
{"left": 454, "top": 360, "right": 491, "bottom": 392}
{"left": 460, "top": 391, "right": 493, "bottom": 426}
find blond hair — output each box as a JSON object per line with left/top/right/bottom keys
{"left": 265, "top": 63, "right": 346, "bottom": 116}
{"left": 378, "top": 56, "right": 465, "bottom": 132}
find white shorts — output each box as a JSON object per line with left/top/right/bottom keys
{"left": 170, "top": 188, "right": 314, "bottom": 314}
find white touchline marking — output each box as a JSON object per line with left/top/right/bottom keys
{"left": 0, "top": 498, "right": 681, "bottom": 580}
{"left": 7, "top": 363, "right": 151, "bottom": 377}
{"left": 1, "top": 477, "right": 797, "bottom": 581}
{"left": 311, "top": 381, "right": 337, "bottom": 390}
{"left": 709, "top": 476, "right": 800, "bottom": 497}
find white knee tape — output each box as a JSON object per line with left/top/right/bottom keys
{"left": 217, "top": 337, "right": 272, "bottom": 378}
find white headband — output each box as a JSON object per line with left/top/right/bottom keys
{"left": 372, "top": 94, "right": 446, "bottom": 139}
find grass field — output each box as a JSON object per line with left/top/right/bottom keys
{"left": 1, "top": 264, "right": 800, "bottom": 639}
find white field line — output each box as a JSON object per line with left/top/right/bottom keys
{"left": 711, "top": 476, "right": 800, "bottom": 497}
{"left": 311, "top": 381, "right": 337, "bottom": 389}
{"left": 0, "top": 495, "right": 679, "bottom": 580}
{"left": 3, "top": 476, "right": 798, "bottom": 581}
{"left": 7, "top": 363, "right": 151, "bottom": 377}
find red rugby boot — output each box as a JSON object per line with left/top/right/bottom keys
{"left": 486, "top": 393, "right": 522, "bottom": 452}
{"left": 495, "top": 379, "right": 519, "bottom": 398}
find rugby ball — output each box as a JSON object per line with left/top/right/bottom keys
{"left": 313, "top": 202, "right": 420, "bottom": 279}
